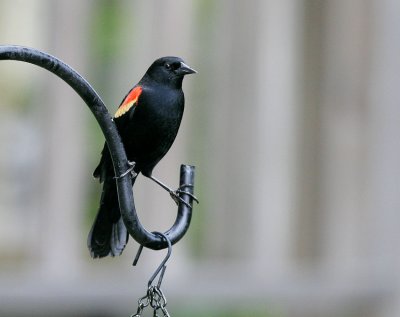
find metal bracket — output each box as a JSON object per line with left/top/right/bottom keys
{"left": 0, "top": 45, "right": 195, "bottom": 250}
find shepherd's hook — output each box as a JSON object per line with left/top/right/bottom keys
{"left": 0, "top": 45, "right": 196, "bottom": 251}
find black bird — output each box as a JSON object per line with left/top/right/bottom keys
{"left": 88, "top": 57, "right": 197, "bottom": 258}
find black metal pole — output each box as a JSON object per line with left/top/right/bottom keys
{"left": 0, "top": 45, "right": 194, "bottom": 250}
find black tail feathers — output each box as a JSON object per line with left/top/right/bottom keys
{"left": 88, "top": 177, "right": 129, "bottom": 258}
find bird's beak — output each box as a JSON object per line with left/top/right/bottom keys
{"left": 178, "top": 62, "right": 197, "bottom": 75}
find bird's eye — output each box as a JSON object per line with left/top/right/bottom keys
{"left": 165, "top": 63, "right": 171, "bottom": 70}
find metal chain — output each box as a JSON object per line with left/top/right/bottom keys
{"left": 132, "top": 233, "right": 172, "bottom": 317}
{"left": 150, "top": 286, "right": 169, "bottom": 317}
{"left": 131, "top": 290, "right": 151, "bottom": 317}
{"left": 131, "top": 286, "right": 170, "bottom": 317}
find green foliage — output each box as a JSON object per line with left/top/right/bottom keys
{"left": 90, "top": 0, "right": 125, "bottom": 59}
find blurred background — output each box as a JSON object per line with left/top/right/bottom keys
{"left": 1, "top": 0, "right": 400, "bottom": 316}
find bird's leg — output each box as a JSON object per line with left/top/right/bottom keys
{"left": 148, "top": 176, "right": 199, "bottom": 208}
{"left": 114, "top": 160, "right": 137, "bottom": 179}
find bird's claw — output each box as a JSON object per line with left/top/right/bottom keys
{"left": 170, "top": 191, "right": 191, "bottom": 208}
{"left": 114, "top": 160, "right": 137, "bottom": 179}
{"left": 176, "top": 189, "right": 199, "bottom": 204}
{"left": 169, "top": 184, "right": 199, "bottom": 208}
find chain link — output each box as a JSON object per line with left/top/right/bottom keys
{"left": 131, "top": 233, "right": 172, "bottom": 317}
{"left": 131, "top": 286, "right": 170, "bottom": 317}
{"left": 130, "top": 291, "right": 151, "bottom": 317}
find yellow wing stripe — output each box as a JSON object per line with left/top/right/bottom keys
{"left": 114, "top": 86, "right": 142, "bottom": 118}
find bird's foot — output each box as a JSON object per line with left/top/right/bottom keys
{"left": 148, "top": 176, "right": 199, "bottom": 208}
{"left": 170, "top": 184, "right": 199, "bottom": 208}
{"left": 114, "top": 160, "right": 137, "bottom": 179}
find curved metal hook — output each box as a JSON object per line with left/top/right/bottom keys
{"left": 146, "top": 232, "right": 172, "bottom": 288}
{"left": 0, "top": 45, "right": 195, "bottom": 250}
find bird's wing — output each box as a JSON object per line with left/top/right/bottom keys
{"left": 114, "top": 85, "right": 143, "bottom": 118}
{"left": 93, "top": 86, "right": 143, "bottom": 182}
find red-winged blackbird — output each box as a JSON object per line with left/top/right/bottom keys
{"left": 88, "top": 57, "right": 197, "bottom": 258}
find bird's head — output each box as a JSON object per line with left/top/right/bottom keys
{"left": 145, "top": 56, "right": 197, "bottom": 88}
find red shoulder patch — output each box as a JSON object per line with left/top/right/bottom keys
{"left": 114, "top": 86, "right": 143, "bottom": 118}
